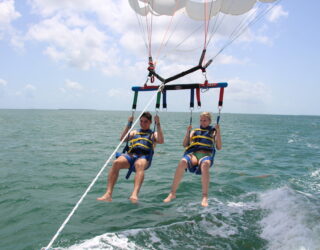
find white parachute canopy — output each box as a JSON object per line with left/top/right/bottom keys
{"left": 129, "top": 0, "right": 277, "bottom": 20}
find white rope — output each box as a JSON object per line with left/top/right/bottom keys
{"left": 44, "top": 85, "right": 163, "bottom": 250}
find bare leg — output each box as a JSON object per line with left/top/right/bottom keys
{"left": 163, "top": 158, "right": 189, "bottom": 202}
{"left": 201, "top": 161, "right": 210, "bottom": 207}
{"left": 130, "top": 159, "right": 147, "bottom": 203}
{"left": 97, "top": 156, "right": 129, "bottom": 202}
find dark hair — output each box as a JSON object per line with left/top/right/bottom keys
{"left": 141, "top": 112, "right": 152, "bottom": 122}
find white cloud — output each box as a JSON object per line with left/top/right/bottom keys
{"left": 0, "top": 0, "right": 21, "bottom": 45}
{"left": 59, "top": 87, "right": 66, "bottom": 93}
{"left": 44, "top": 46, "right": 64, "bottom": 61}
{"left": 107, "top": 88, "right": 131, "bottom": 98}
{"left": 10, "top": 35, "right": 24, "bottom": 49}
{"left": 214, "top": 54, "right": 248, "bottom": 65}
{"left": 15, "top": 84, "right": 37, "bottom": 98}
{"left": 227, "top": 25, "right": 273, "bottom": 47}
{"left": 0, "top": 78, "right": 7, "bottom": 86}
{"left": 28, "top": 0, "right": 133, "bottom": 34}
{"left": 0, "top": 0, "right": 21, "bottom": 27}
{"left": 267, "top": 5, "right": 288, "bottom": 23}
{"left": 0, "top": 78, "right": 7, "bottom": 97}
{"left": 27, "top": 14, "right": 115, "bottom": 70}
{"left": 25, "top": 84, "right": 36, "bottom": 90}
{"left": 65, "top": 79, "right": 83, "bottom": 91}
{"left": 226, "top": 77, "right": 272, "bottom": 105}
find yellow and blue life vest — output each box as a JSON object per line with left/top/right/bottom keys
{"left": 128, "top": 129, "right": 154, "bottom": 155}
{"left": 184, "top": 126, "right": 215, "bottom": 155}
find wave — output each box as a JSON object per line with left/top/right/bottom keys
{"left": 57, "top": 196, "right": 262, "bottom": 250}
{"left": 44, "top": 187, "right": 320, "bottom": 250}
{"left": 56, "top": 233, "right": 141, "bottom": 250}
{"left": 311, "top": 169, "right": 320, "bottom": 178}
{"left": 259, "top": 186, "right": 320, "bottom": 250}
{"left": 306, "top": 143, "right": 319, "bottom": 149}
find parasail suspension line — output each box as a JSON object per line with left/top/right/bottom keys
{"left": 209, "top": 0, "right": 281, "bottom": 64}
{"left": 134, "top": 11, "right": 149, "bottom": 55}
{"left": 154, "top": 0, "right": 180, "bottom": 64}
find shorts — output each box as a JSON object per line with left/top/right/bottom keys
{"left": 115, "top": 152, "right": 151, "bottom": 179}
{"left": 183, "top": 152, "right": 214, "bottom": 175}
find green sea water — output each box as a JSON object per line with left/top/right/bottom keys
{"left": 0, "top": 110, "right": 320, "bottom": 250}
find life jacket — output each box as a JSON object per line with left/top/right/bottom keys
{"left": 184, "top": 126, "right": 215, "bottom": 155}
{"left": 127, "top": 129, "right": 154, "bottom": 155}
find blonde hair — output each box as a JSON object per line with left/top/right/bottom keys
{"left": 200, "top": 112, "right": 212, "bottom": 123}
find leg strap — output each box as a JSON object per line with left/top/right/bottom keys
{"left": 183, "top": 154, "right": 199, "bottom": 174}
{"left": 116, "top": 153, "right": 138, "bottom": 179}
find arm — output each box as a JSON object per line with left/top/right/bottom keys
{"left": 183, "top": 125, "right": 193, "bottom": 147}
{"left": 214, "top": 124, "right": 222, "bottom": 150}
{"left": 120, "top": 116, "right": 134, "bottom": 141}
{"left": 154, "top": 115, "right": 164, "bottom": 144}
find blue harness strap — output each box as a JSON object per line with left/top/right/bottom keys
{"left": 183, "top": 126, "right": 216, "bottom": 175}
{"left": 117, "top": 127, "right": 155, "bottom": 179}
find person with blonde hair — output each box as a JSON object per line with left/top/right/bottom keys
{"left": 164, "top": 112, "right": 221, "bottom": 207}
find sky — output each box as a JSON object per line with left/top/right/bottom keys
{"left": 0, "top": 0, "right": 319, "bottom": 116}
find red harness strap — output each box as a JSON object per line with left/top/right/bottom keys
{"left": 196, "top": 87, "right": 201, "bottom": 107}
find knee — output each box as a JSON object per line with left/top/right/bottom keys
{"left": 134, "top": 161, "right": 146, "bottom": 172}
{"left": 180, "top": 158, "right": 187, "bottom": 164}
{"left": 179, "top": 158, "right": 188, "bottom": 169}
{"left": 113, "top": 159, "right": 123, "bottom": 170}
{"left": 201, "top": 161, "right": 210, "bottom": 172}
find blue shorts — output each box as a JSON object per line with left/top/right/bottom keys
{"left": 115, "top": 152, "right": 151, "bottom": 179}
{"left": 183, "top": 154, "right": 213, "bottom": 175}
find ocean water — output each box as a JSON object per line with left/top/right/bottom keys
{"left": 0, "top": 110, "right": 319, "bottom": 250}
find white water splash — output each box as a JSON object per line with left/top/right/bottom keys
{"left": 287, "top": 133, "right": 301, "bottom": 144}
{"left": 311, "top": 169, "right": 320, "bottom": 178}
{"left": 306, "top": 143, "right": 319, "bottom": 149}
{"left": 58, "top": 233, "right": 142, "bottom": 250}
{"left": 59, "top": 197, "right": 259, "bottom": 250}
{"left": 259, "top": 187, "right": 320, "bottom": 250}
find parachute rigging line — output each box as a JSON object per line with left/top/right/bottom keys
{"left": 130, "top": 0, "right": 279, "bottom": 89}
{"left": 222, "top": 2, "right": 267, "bottom": 48}
{"left": 134, "top": 10, "right": 149, "bottom": 54}
{"left": 209, "top": 0, "right": 281, "bottom": 63}
{"left": 206, "top": 7, "right": 223, "bottom": 48}
{"left": 159, "top": 10, "right": 192, "bottom": 58}
{"left": 154, "top": 1, "right": 180, "bottom": 65}
{"left": 203, "top": 0, "right": 218, "bottom": 50}
{"left": 206, "top": 0, "right": 237, "bottom": 48}
{"left": 145, "top": 2, "right": 153, "bottom": 57}
{"left": 169, "top": 22, "right": 203, "bottom": 53}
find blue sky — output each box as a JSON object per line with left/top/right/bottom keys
{"left": 0, "top": 0, "right": 319, "bottom": 115}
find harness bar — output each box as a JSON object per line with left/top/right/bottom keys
{"left": 132, "top": 82, "right": 228, "bottom": 92}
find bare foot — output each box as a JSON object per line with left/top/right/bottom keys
{"left": 129, "top": 195, "right": 138, "bottom": 204}
{"left": 97, "top": 193, "right": 112, "bottom": 202}
{"left": 201, "top": 196, "right": 208, "bottom": 207}
{"left": 163, "top": 193, "right": 176, "bottom": 203}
